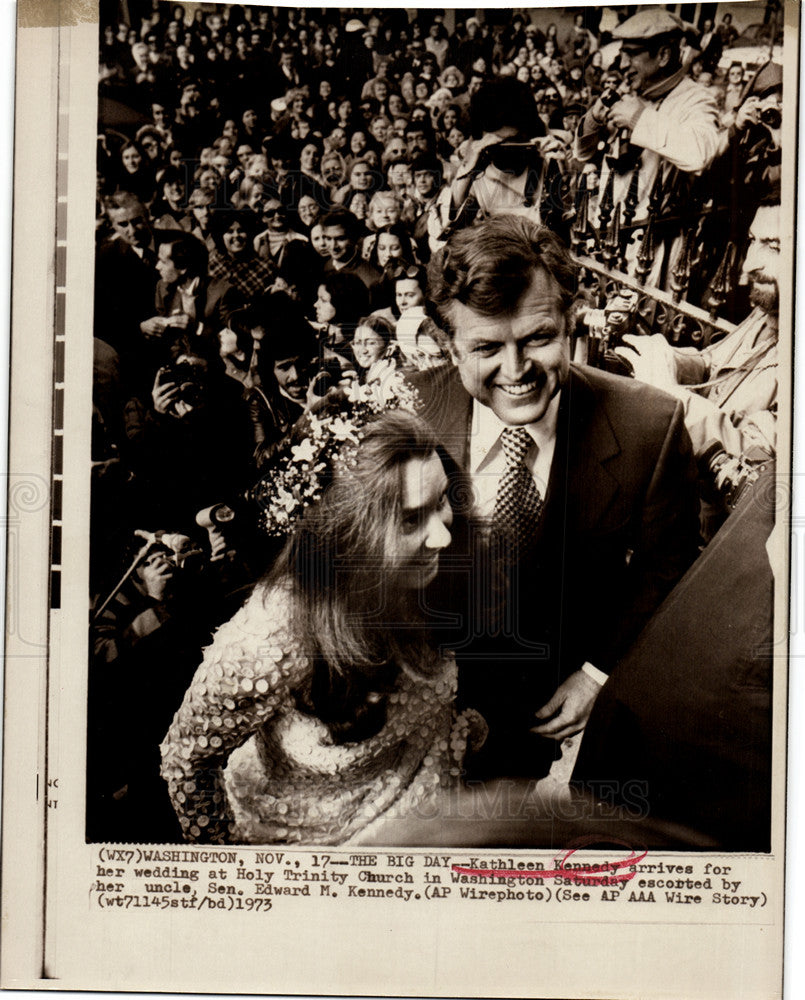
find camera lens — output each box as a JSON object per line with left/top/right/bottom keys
{"left": 760, "top": 107, "right": 782, "bottom": 129}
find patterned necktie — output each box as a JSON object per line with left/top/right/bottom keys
{"left": 493, "top": 426, "right": 544, "bottom": 554}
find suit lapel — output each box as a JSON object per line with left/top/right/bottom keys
{"left": 545, "top": 366, "right": 623, "bottom": 537}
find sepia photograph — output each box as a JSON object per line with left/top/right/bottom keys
{"left": 2, "top": 1, "right": 799, "bottom": 996}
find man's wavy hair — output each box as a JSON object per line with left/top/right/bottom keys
{"left": 426, "top": 215, "right": 578, "bottom": 347}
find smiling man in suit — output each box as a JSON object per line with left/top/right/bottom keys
{"left": 418, "top": 215, "right": 701, "bottom": 780}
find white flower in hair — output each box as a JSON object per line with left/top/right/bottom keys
{"left": 291, "top": 438, "right": 318, "bottom": 463}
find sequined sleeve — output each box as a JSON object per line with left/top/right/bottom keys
{"left": 160, "top": 584, "right": 307, "bottom": 843}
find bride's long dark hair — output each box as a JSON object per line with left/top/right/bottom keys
{"left": 263, "top": 408, "right": 448, "bottom": 742}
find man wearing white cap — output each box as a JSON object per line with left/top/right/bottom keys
{"left": 575, "top": 9, "right": 721, "bottom": 284}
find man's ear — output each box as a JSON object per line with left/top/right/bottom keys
{"left": 657, "top": 43, "right": 672, "bottom": 69}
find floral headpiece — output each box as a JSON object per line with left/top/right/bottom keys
{"left": 252, "top": 374, "right": 421, "bottom": 537}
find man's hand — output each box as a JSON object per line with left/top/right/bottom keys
{"left": 138, "top": 554, "right": 175, "bottom": 602}
{"left": 140, "top": 316, "right": 169, "bottom": 339}
{"left": 608, "top": 94, "right": 648, "bottom": 132}
{"left": 152, "top": 369, "right": 180, "bottom": 415}
{"left": 531, "top": 670, "right": 601, "bottom": 740}
{"left": 614, "top": 333, "right": 679, "bottom": 391}
{"left": 454, "top": 132, "right": 508, "bottom": 179}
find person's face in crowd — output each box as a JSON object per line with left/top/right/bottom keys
{"left": 447, "top": 126, "right": 465, "bottom": 149}
{"left": 407, "top": 129, "right": 429, "bottom": 155}
{"left": 388, "top": 93, "right": 405, "bottom": 117}
{"left": 570, "top": 65, "right": 583, "bottom": 84}
{"left": 323, "top": 43, "right": 334, "bottom": 62}
{"left": 374, "top": 79, "right": 389, "bottom": 103}
{"left": 310, "top": 224, "right": 329, "bottom": 257}
{"left": 156, "top": 242, "right": 184, "bottom": 286}
{"left": 728, "top": 65, "right": 744, "bottom": 85}
{"left": 235, "top": 36, "right": 248, "bottom": 55}
{"left": 414, "top": 81, "right": 430, "bottom": 102}
{"left": 563, "top": 110, "right": 581, "bottom": 133}
{"left": 169, "top": 148, "right": 185, "bottom": 168}
{"left": 390, "top": 452, "right": 452, "bottom": 591}
{"left": 388, "top": 162, "right": 412, "bottom": 189}
{"left": 620, "top": 41, "right": 668, "bottom": 94}
{"left": 446, "top": 267, "right": 570, "bottom": 426}
{"left": 121, "top": 145, "right": 142, "bottom": 173}
{"left": 141, "top": 134, "right": 160, "bottom": 159}
{"left": 350, "top": 161, "right": 373, "bottom": 191}
{"left": 212, "top": 154, "right": 230, "bottom": 177}
{"left": 338, "top": 99, "right": 353, "bottom": 123}
{"left": 263, "top": 199, "right": 288, "bottom": 232}
{"left": 315, "top": 284, "right": 337, "bottom": 323}
{"left": 362, "top": 149, "right": 380, "bottom": 172}
{"left": 294, "top": 119, "right": 311, "bottom": 140}
{"left": 319, "top": 78, "right": 332, "bottom": 100}
{"left": 280, "top": 50, "right": 294, "bottom": 72}
{"left": 271, "top": 155, "right": 292, "bottom": 179}
{"left": 516, "top": 65, "right": 531, "bottom": 84}
{"left": 246, "top": 155, "right": 271, "bottom": 184}
{"left": 441, "top": 107, "right": 458, "bottom": 132}
{"left": 177, "top": 44, "right": 191, "bottom": 64}
{"left": 182, "top": 82, "right": 201, "bottom": 105}
{"left": 741, "top": 204, "right": 781, "bottom": 313}
{"left": 297, "top": 194, "right": 320, "bottom": 228}
{"left": 273, "top": 354, "right": 311, "bottom": 403}
{"left": 237, "top": 144, "right": 254, "bottom": 166}
{"left": 370, "top": 196, "right": 399, "bottom": 228}
{"left": 164, "top": 178, "right": 185, "bottom": 205}
{"left": 300, "top": 142, "right": 320, "bottom": 175}
{"left": 350, "top": 131, "right": 368, "bottom": 157}
{"left": 321, "top": 156, "right": 344, "bottom": 187}
{"left": 323, "top": 225, "right": 354, "bottom": 262}
{"left": 191, "top": 201, "right": 211, "bottom": 230}
{"left": 198, "top": 167, "right": 219, "bottom": 192}
{"left": 370, "top": 116, "right": 391, "bottom": 144}
{"left": 413, "top": 169, "right": 437, "bottom": 197}
{"left": 468, "top": 73, "right": 484, "bottom": 96}
{"left": 222, "top": 119, "right": 238, "bottom": 140}
{"left": 396, "top": 277, "right": 424, "bottom": 313}
{"left": 352, "top": 324, "right": 386, "bottom": 368}
{"left": 152, "top": 103, "right": 170, "bottom": 128}
{"left": 350, "top": 192, "right": 368, "bottom": 221}
{"left": 242, "top": 108, "right": 258, "bottom": 130}
{"left": 329, "top": 127, "right": 347, "bottom": 150}
{"left": 690, "top": 60, "right": 703, "bottom": 81}
{"left": 246, "top": 181, "right": 265, "bottom": 211}
{"left": 108, "top": 202, "right": 151, "bottom": 248}
{"left": 291, "top": 94, "right": 306, "bottom": 116}
{"left": 223, "top": 220, "right": 249, "bottom": 256}
{"left": 384, "top": 136, "right": 407, "bottom": 162}
{"left": 376, "top": 232, "right": 403, "bottom": 268}
{"left": 443, "top": 70, "right": 460, "bottom": 89}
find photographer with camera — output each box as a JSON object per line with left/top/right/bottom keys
{"left": 430, "top": 76, "right": 567, "bottom": 249}
{"left": 89, "top": 528, "right": 223, "bottom": 841}
{"left": 124, "top": 344, "right": 255, "bottom": 526}
{"left": 574, "top": 10, "right": 720, "bottom": 284}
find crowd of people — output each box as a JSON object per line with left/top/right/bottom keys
{"left": 88, "top": 4, "right": 784, "bottom": 848}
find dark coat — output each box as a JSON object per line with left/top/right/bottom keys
{"left": 411, "top": 362, "right": 701, "bottom": 778}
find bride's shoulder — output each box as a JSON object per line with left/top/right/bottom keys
{"left": 208, "top": 580, "right": 299, "bottom": 654}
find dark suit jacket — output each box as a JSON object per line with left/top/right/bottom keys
{"left": 411, "top": 362, "right": 701, "bottom": 778}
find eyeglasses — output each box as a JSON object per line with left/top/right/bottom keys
{"left": 263, "top": 206, "right": 286, "bottom": 218}
{"left": 389, "top": 264, "right": 421, "bottom": 280}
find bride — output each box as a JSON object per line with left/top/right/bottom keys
{"left": 161, "top": 387, "right": 485, "bottom": 844}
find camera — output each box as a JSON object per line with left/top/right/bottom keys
{"left": 699, "top": 443, "right": 765, "bottom": 511}
{"left": 759, "top": 106, "right": 782, "bottom": 129}
{"left": 576, "top": 290, "right": 638, "bottom": 377}
{"left": 158, "top": 360, "right": 206, "bottom": 408}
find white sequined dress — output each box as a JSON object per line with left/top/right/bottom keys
{"left": 160, "top": 583, "right": 485, "bottom": 844}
